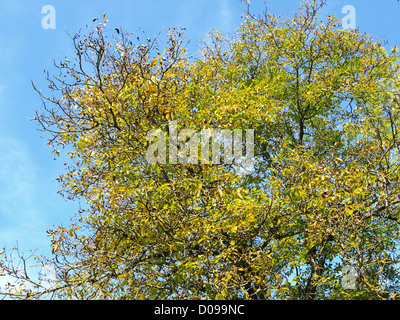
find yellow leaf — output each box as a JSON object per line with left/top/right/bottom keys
{"left": 149, "top": 57, "right": 158, "bottom": 67}
{"left": 52, "top": 243, "right": 60, "bottom": 253}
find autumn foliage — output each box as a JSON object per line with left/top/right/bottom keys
{"left": 2, "top": 1, "right": 400, "bottom": 299}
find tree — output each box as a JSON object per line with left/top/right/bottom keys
{"left": 2, "top": 0, "right": 400, "bottom": 300}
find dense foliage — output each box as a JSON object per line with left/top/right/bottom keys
{"left": 2, "top": 1, "right": 400, "bottom": 299}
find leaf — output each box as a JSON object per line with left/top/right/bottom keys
{"left": 52, "top": 244, "right": 60, "bottom": 253}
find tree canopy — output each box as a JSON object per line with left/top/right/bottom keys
{"left": 2, "top": 0, "right": 400, "bottom": 300}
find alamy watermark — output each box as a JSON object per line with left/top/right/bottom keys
{"left": 145, "top": 121, "right": 255, "bottom": 175}
{"left": 41, "top": 5, "right": 56, "bottom": 30}
{"left": 342, "top": 5, "right": 356, "bottom": 30}
{"left": 341, "top": 265, "right": 357, "bottom": 289}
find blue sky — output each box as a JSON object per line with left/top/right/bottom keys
{"left": 0, "top": 0, "right": 399, "bottom": 257}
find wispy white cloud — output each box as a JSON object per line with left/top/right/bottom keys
{"left": 0, "top": 135, "right": 50, "bottom": 251}
{"left": 219, "top": 0, "right": 233, "bottom": 31}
